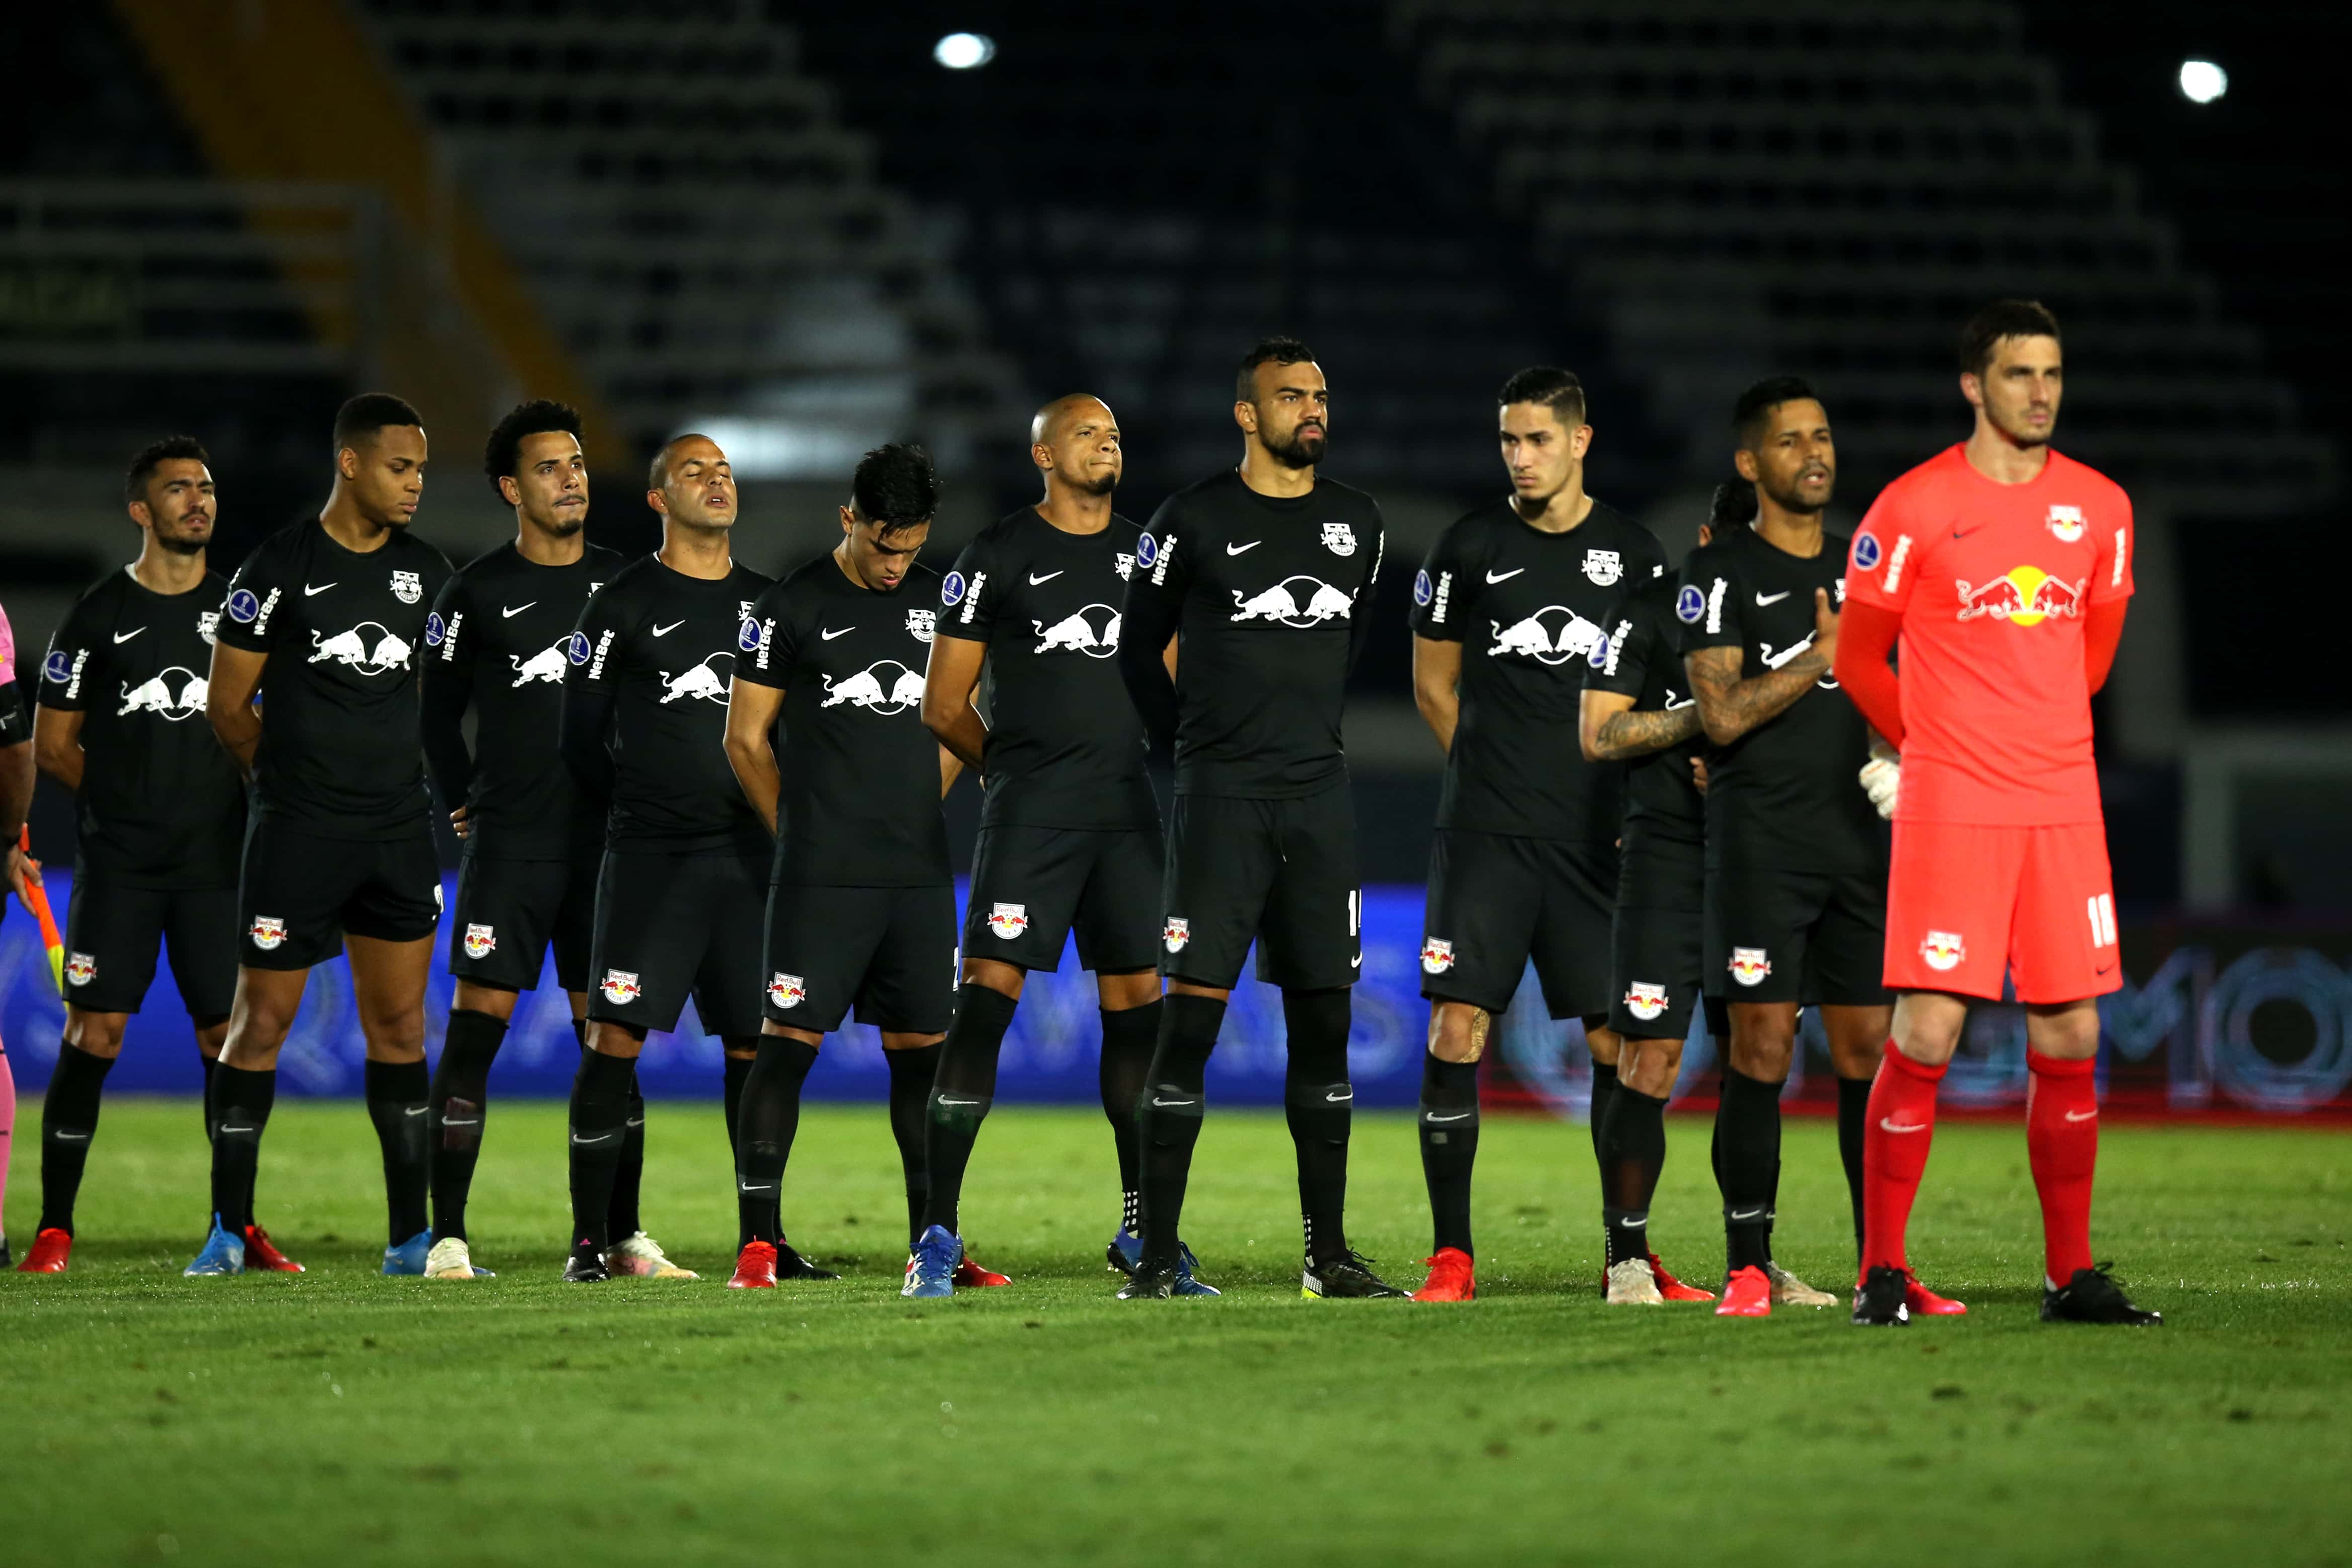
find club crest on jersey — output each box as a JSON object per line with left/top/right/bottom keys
{"left": 1162, "top": 916, "right": 1190, "bottom": 953}
{"left": 64, "top": 951, "right": 96, "bottom": 987}
{"left": 390, "top": 569, "right": 422, "bottom": 605}
{"left": 1420, "top": 938, "right": 1456, "bottom": 975}
{"left": 1413, "top": 569, "right": 1433, "bottom": 607}
{"left": 2047, "top": 506, "right": 2085, "bottom": 543}
{"left": 1321, "top": 521, "right": 1358, "bottom": 557}
{"left": 1674, "top": 585, "right": 1704, "bottom": 624}
{"left": 941, "top": 571, "right": 967, "bottom": 607}
{"left": 1729, "top": 947, "right": 1771, "bottom": 987}
{"left": 116, "top": 667, "right": 206, "bottom": 721}
{"left": 197, "top": 610, "right": 221, "bottom": 644}
{"left": 822, "top": 660, "right": 923, "bottom": 713}
{"left": 768, "top": 972, "right": 806, "bottom": 1010}
{"left": 463, "top": 924, "right": 496, "bottom": 959}
{"left": 1033, "top": 604, "right": 1120, "bottom": 658}
{"left": 249, "top": 916, "right": 287, "bottom": 952}
{"left": 907, "top": 608, "right": 936, "bottom": 643}
{"left": 1583, "top": 548, "right": 1622, "bottom": 587}
{"left": 1114, "top": 552, "right": 1135, "bottom": 581}
{"left": 1230, "top": 575, "right": 1352, "bottom": 627}
{"left": 987, "top": 903, "right": 1030, "bottom": 940}
{"left": 1919, "top": 931, "right": 1965, "bottom": 971}
{"left": 600, "top": 969, "right": 642, "bottom": 1005}
{"left": 1624, "top": 981, "right": 1667, "bottom": 1021}
{"left": 1852, "top": 532, "right": 1882, "bottom": 571}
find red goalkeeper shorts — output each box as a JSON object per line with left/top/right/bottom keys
{"left": 1882, "top": 819, "right": 2121, "bottom": 1004}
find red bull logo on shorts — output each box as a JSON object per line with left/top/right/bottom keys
{"left": 463, "top": 923, "right": 496, "bottom": 960}
{"left": 600, "top": 969, "right": 641, "bottom": 1005}
{"left": 1919, "top": 930, "right": 1965, "bottom": 971}
{"left": 64, "top": 951, "right": 96, "bottom": 987}
{"left": 1954, "top": 566, "right": 2085, "bottom": 627}
{"left": 1162, "top": 917, "right": 1190, "bottom": 953}
{"left": 1623, "top": 981, "right": 1667, "bottom": 1021}
{"left": 987, "top": 903, "right": 1029, "bottom": 940}
{"left": 1729, "top": 947, "right": 1771, "bottom": 986}
{"left": 768, "top": 973, "right": 806, "bottom": 1010}
{"left": 1420, "top": 938, "right": 1455, "bottom": 974}
{"left": 249, "top": 916, "right": 287, "bottom": 952}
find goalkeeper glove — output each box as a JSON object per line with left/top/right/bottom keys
{"left": 1858, "top": 742, "right": 1900, "bottom": 821}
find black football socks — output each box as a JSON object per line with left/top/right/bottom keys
{"left": 38, "top": 1042, "right": 114, "bottom": 1235}
{"left": 1136, "top": 992, "right": 1225, "bottom": 1272}
{"left": 209, "top": 1063, "right": 275, "bottom": 1235}
{"left": 566, "top": 1049, "right": 636, "bottom": 1258}
{"left": 923, "top": 983, "right": 1019, "bottom": 1238}
{"left": 1837, "top": 1073, "right": 1871, "bottom": 1263}
{"left": 364, "top": 1058, "right": 431, "bottom": 1247}
{"left": 428, "top": 1009, "right": 507, "bottom": 1244}
{"left": 736, "top": 1036, "right": 818, "bottom": 1247}
{"left": 1600, "top": 1082, "right": 1669, "bottom": 1268}
{"left": 1716, "top": 1066, "right": 1784, "bottom": 1274}
{"left": 1099, "top": 999, "right": 1159, "bottom": 1235}
{"left": 885, "top": 1041, "right": 944, "bottom": 1249}
{"left": 1284, "top": 987, "right": 1354, "bottom": 1265}
{"left": 1417, "top": 1053, "right": 1480, "bottom": 1257}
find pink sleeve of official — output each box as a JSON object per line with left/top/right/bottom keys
{"left": 0, "top": 600, "right": 15, "bottom": 673}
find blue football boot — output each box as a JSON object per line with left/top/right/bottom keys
{"left": 902, "top": 1224, "right": 960, "bottom": 1299}
{"left": 382, "top": 1229, "right": 432, "bottom": 1276}
{"left": 184, "top": 1216, "right": 247, "bottom": 1276}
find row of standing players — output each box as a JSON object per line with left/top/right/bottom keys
{"left": 3, "top": 331, "right": 2158, "bottom": 1323}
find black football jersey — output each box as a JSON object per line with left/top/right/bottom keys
{"left": 564, "top": 554, "right": 771, "bottom": 856}
{"left": 38, "top": 567, "right": 245, "bottom": 886}
{"left": 213, "top": 519, "right": 452, "bottom": 839}
{"left": 1119, "top": 468, "right": 1384, "bottom": 798}
{"left": 738, "top": 554, "right": 950, "bottom": 887}
{"left": 934, "top": 508, "right": 1156, "bottom": 831}
{"left": 421, "top": 541, "right": 626, "bottom": 860}
{"left": 1411, "top": 498, "right": 1666, "bottom": 841}
{"left": 1585, "top": 570, "right": 1703, "bottom": 846}
{"left": 1673, "top": 524, "right": 1883, "bottom": 872}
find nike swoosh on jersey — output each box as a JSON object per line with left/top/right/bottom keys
{"left": 820, "top": 626, "right": 852, "bottom": 640}
{"left": 1027, "top": 571, "right": 1063, "bottom": 585}
{"left": 651, "top": 620, "right": 684, "bottom": 636}
{"left": 112, "top": 628, "right": 146, "bottom": 644}
{"left": 304, "top": 582, "right": 337, "bottom": 596}
{"left": 503, "top": 603, "right": 537, "bottom": 617}
{"left": 1952, "top": 524, "right": 1985, "bottom": 539}
{"left": 1225, "top": 541, "right": 1261, "bottom": 555}
{"left": 1484, "top": 567, "right": 1524, "bottom": 584}
{"left": 1754, "top": 590, "right": 1790, "bottom": 606}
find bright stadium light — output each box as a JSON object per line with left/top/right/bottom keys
{"left": 2178, "top": 58, "right": 2228, "bottom": 104}
{"left": 934, "top": 32, "right": 995, "bottom": 70}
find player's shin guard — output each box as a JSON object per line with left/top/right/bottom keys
{"left": 38, "top": 1043, "right": 114, "bottom": 1236}
{"left": 1601, "top": 1082, "right": 1668, "bottom": 1267}
{"left": 1836, "top": 1075, "right": 1870, "bottom": 1264}
{"left": 1284, "top": 987, "right": 1353, "bottom": 1264}
{"left": 1138, "top": 992, "right": 1225, "bottom": 1272}
{"left": 2026, "top": 1050, "right": 2098, "bottom": 1287}
{"left": 737, "top": 1036, "right": 818, "bottom": 1248}
{"left": 924, "top": 982, "right": 1018, "bottom": 1237}
{"left": 566, "top": 1049, "right": 636, "bottom": 1254}
{"left": 1417, "top": 1054, "right": 1480, "bottom": 1257}
{"left": 1862, "top": 1042, "right": 1946, "bottom": 1274}
{"left": 1715, "top": 1067, "right": 1782, "bottom": 1273}
{"left": 884, "top": 1041, "right": 945, "bottom": 1248}
{"left": 428, "top": 1009, "right": 506, "bottom": 1243}
{"left": 1100, "top": 998, "right": 1159, "bottom": 1234}
{"left": 364, "top": 1059, "right": 431, "bottom": 1247}
{"left": 209, "top": 1064, "right": 275, "bottom": 1234}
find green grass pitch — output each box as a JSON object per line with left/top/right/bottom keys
{"left": 4, "top": 1099, "right": 2346, "bottom": 1565}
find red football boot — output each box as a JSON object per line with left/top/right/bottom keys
{"left": 953, "top": 1252, "right": 1011, "bottom": 1288}
{"left": 1647, "top": 1252, "right": 1717, "bottom": 1302}
{"left": 1904, "top": 1271, "right": 1967, "bottom": 1316}
{"left": 1715, "top": 1264, "right": 1772, "bottom": 1318}
{"left": 17, "top": 1228, "right": 72, "bottom": 1272}
{"left": 1411, "top": 1247, "right": 1476, "bottom": 1302}
{"left": 242, "top": 1224, "right": 305, "bottom": 1273}
{"left": 727, "top": 1241, "right": 778, "bottom": 1289}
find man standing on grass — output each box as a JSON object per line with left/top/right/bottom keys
{"left": 0, "top": 595, "right": 32, "bottom": 1269}
{"left": 914, "top": 396, "right": 1189, "bottom": 1294}
{"left": 1115, "top": 337, "right": 1395, "bottom": 1301}
{"left": 21, "top": 439, "right": 279, "bottom": 1273}
{"left": 415, "top": 401, "right": 625, "bottom": 1281}
{"left": 1836, "top": 301, "right": 2158, "bottom": 1327}
{"left": 188, "top": 394, "right": 452, "bottom": 1277}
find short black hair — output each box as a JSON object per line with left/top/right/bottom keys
{"left": 333, "top": 392, "right": 423, "bottom": 454}
{"left": 1958, "top": 299, "right": 2061, "bottom": 376}
{"left": 1709, "top": 480, "right": 1759, "bottom": 531}
{"left": 483, "top": 399, "right": 582, "bottom": 498}
{"left": 648, "top": 433, "right": 718, "bottom": 492}
{"left": 1496, "top": 366, "right": 1587, "bottom": 425}
{"left": 124, "top": 435, "right": 210, "bottom": 505}
{"left": 849, "top": 442, "right": 939, "bottom": 535}
{"left": 1236, "top": 336, "right": 1317, "bottom": 402}
{"left": 1732, "top": 376, "right": 1822, "bottom": 448}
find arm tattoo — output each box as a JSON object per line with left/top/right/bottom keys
{"left": 1591, "top": 702, "right": 1703, "bottom": 761}
{"left": 1686, "top": 644, "right": 1828, "bottom": 746}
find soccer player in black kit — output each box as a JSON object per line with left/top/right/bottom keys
{"left": 1675, "top": 379, "right": 1895, "bottom": 1318}
{"left": 722, "top": 443, "right": 1008, "bottom": 1295}
{"left": 913, "top": 395, "right": 1183, "bottom": 1295}
{"left": 417, "top": 401, "right": 625, "bottom": 1280}
{"left": 1405, "top": 367, "right": 1712, "bottom": 1305}
{"left": 1115, "top": 337, "right": 1396, "bottom": 1300}
{"left": 21, "top": 439, "right": 274, "bottom": 1273}
{"left": 556, "top": 434, "right": 772, "bottom": 1283}
{"left": 188, "top": 394, "right": 453, "bottom": 1277}
{"left": 1578, "top": 486, "right": 1748, "bottom": 1305}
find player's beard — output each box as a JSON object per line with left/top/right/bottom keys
{"left": 160, "top": 525, "right": 208, "bottom": 555}
{"left": 1993, "top": 406, "right": 2052, "bottom": 449}
{"left": 1263, "top": 422, "right": 1326, "bottom": 470}
{"left": 1072, "top": 468, "right": 1118, "bottom": 497}
{"left": 532, "top": 506, "right": 588, "bottom": 538}
{"left": 1759, "top": 469, "right": 1831, "bottom": 518}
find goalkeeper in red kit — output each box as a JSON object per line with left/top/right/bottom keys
{"left": 1832, "top": 301, "right": 2159, "bottom": 1327}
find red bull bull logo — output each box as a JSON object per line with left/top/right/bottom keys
{"left": 1420, "top": 938, "right": 1455, "bottom": 974}
{"left": 1919, "top": 931, "right": 1965, "bottom": 972}
{"left": 308, "top": 622, "right": 413, "bottom": 675}
{"left": 1229, "top": 575, "right": 1354, "bottom": 627}
{"left": 659, "top": 653, "right": 735, "bottom": 705}
{"left": 768, "top": 972, "right": 806, "bottom": 1010}
{"left": 1487, "top": 606, "right": 1605, "bottom": 667}
{"left": 987, "top": 903, "right": 1029, "bottom": 940}
{"left": 510, "top": 641, "right": 571, "bottom": 687}
{"left": 1729, "top": 947, "right": 1770, "bottom": 987}
{"left": 1954, "top": 566, "right": 2085, "bottom": 627}
{"left": 820, "top": 660, "right": 924, "bottom": 714}
{"left": 1623, "top": 981, "right": 1667, "bottom": 1021}
{"left": 116, "top": 667, "right": 206, "bottom": 720}
{"left": 600, "top": 969, "right": 642, "bottom": 1005}
{"left": 64, "top": 951, "right": 96, "bottom": 987}
{"left": 1031, "top": 605, "right": 1121, "bottom": 658}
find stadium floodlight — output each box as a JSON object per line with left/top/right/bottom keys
{"left": 934, "top": 32, "right": 996, "bottom": 70}
{"left": 2178, "top": 59, "right": 2227, "bottom": 104}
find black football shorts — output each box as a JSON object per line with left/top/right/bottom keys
{"left": 1158, "top": 786, "right": 1360, "bottom": 991}
{"left": 763, "top": 882, "right": 957, "bottom": 1035}
{"left": 1419, "top": 830, "right": 1615, "bottom": 1019}
{"left": 238, "top": 817, "right": 442, "bottom": 970}
{"left": 964, "top": 823, "right": 1161, "bottom": 975}
{"left": 1608, "top": 831, "right": 1705, "bottom": 1039}
{"left": 62, "top": 874, "right": 237, "bottom": 1019}
{"left": 448, "top": 847, "right": 598, "bottom": 994}
{"left": 586, "top": 848, "right": 767, "bottom": 1036}
{"left": 1705, "top": 849, "right": 1889, "bottom": 1009}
